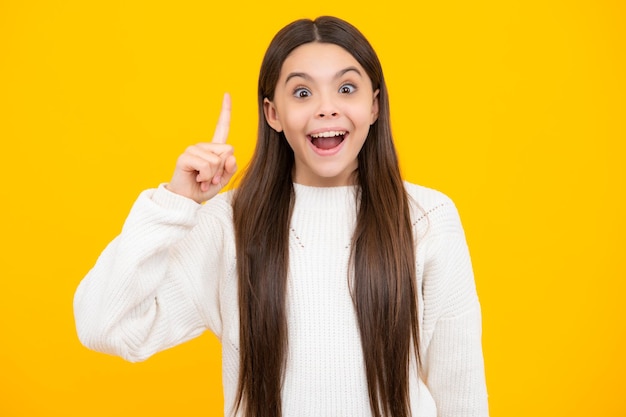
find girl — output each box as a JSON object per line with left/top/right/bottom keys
{"left": 74, "top": 16, "right": 489, "bottom": 417}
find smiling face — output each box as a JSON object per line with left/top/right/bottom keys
{"left": 263, "top": 42, "right": 380, "bottom": 187}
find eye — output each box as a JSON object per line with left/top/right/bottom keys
{"left": 339, "top": 84, "right": 356, "bottom": 94}
{"left": 293, "top": 87, "right": 311, "bottom": 98}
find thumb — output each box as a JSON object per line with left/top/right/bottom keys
{"left": 218, "top": 155, "right": 238, "bottom": 185}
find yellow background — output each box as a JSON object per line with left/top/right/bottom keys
{"left": 1, "top": 0, "right": 624, "bottom": 415}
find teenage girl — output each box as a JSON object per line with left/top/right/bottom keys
{"left": 74, "top": 16, "right": 489, "bottom": 417}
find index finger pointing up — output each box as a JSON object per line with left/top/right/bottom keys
{"left": 211, "top": 92, "right": 231, "bottom": 144}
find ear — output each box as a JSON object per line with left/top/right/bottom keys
{"left": 370, "top": 89, "right": 380, "bottom": 125}
{"left": 263, "top": 98, "right": 283, "bottom": 133}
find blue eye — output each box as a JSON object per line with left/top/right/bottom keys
{"left": 293, "top": 87, "right": 311, "bottom": 98}
{"left": 339, "top": 84, "right": 356, "bottom": 94}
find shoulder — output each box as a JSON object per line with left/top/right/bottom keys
{"left": 403, "top": 181, "right": 464, "bottom": 241}
{"left": 403, "top": 181, "right": 454, "bottom": 213}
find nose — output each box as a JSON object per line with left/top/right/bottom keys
{"left": 316, "top": 94, "right": 340, "bottom": 119}
{"left": 318, "top": 110, "right": 339, "bottom": 118}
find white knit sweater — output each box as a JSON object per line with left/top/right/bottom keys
{"left": 73, "top": 182, "right": 489, "bottom": 417}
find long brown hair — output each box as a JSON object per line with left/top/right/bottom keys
{"left": 232, "top": 16, "right": 419, "bottom": 417}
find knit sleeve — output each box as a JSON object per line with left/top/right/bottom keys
{"left": 419, "top": 201, "right": 489, "bottom": 417}
{"left": 73, "top": 185, "right": 234, "bottom": 362}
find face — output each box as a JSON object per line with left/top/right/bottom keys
{"left": 264, "top": 42, "right": 379, "bottom": 187}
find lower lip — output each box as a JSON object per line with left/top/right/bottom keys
{"left": 308, "top": 134, "right": 347, "bottom": 156}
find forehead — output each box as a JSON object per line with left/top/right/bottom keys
{"left": 279, "top": 42, "right": 365, "bottom": 80}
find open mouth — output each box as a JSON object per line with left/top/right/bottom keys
{"left": 308, "top": 130, "right": 347, "bottom": 150}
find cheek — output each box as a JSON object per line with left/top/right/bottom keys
{"left": 351, "top": 105, "right": 376, "bottom": 128}
{"left": 282, "top": 109, "right": 310, "bottom": 134}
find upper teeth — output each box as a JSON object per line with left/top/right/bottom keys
{"left": 310, "top": 131, "right": 346, "bottom": 138}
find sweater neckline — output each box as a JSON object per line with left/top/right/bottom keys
{"left": 292, "top": 182, "right": 358, "bottom": 212}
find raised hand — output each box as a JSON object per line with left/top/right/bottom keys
{"left": 166, "top": 93, "right": 238, "bottom": 204}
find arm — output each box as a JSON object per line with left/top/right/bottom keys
{"left": 420, "top": 203, "right": 489, "bottom": 417}
{"left": 74, "top": 93, "right": 238, "bottom": 362}
{"left": 73, "top": 186, "right": 233, "bottom": 362}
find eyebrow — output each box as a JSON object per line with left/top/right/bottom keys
{"left": 284, "top": 66, "right": 363, "bottom": 85}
